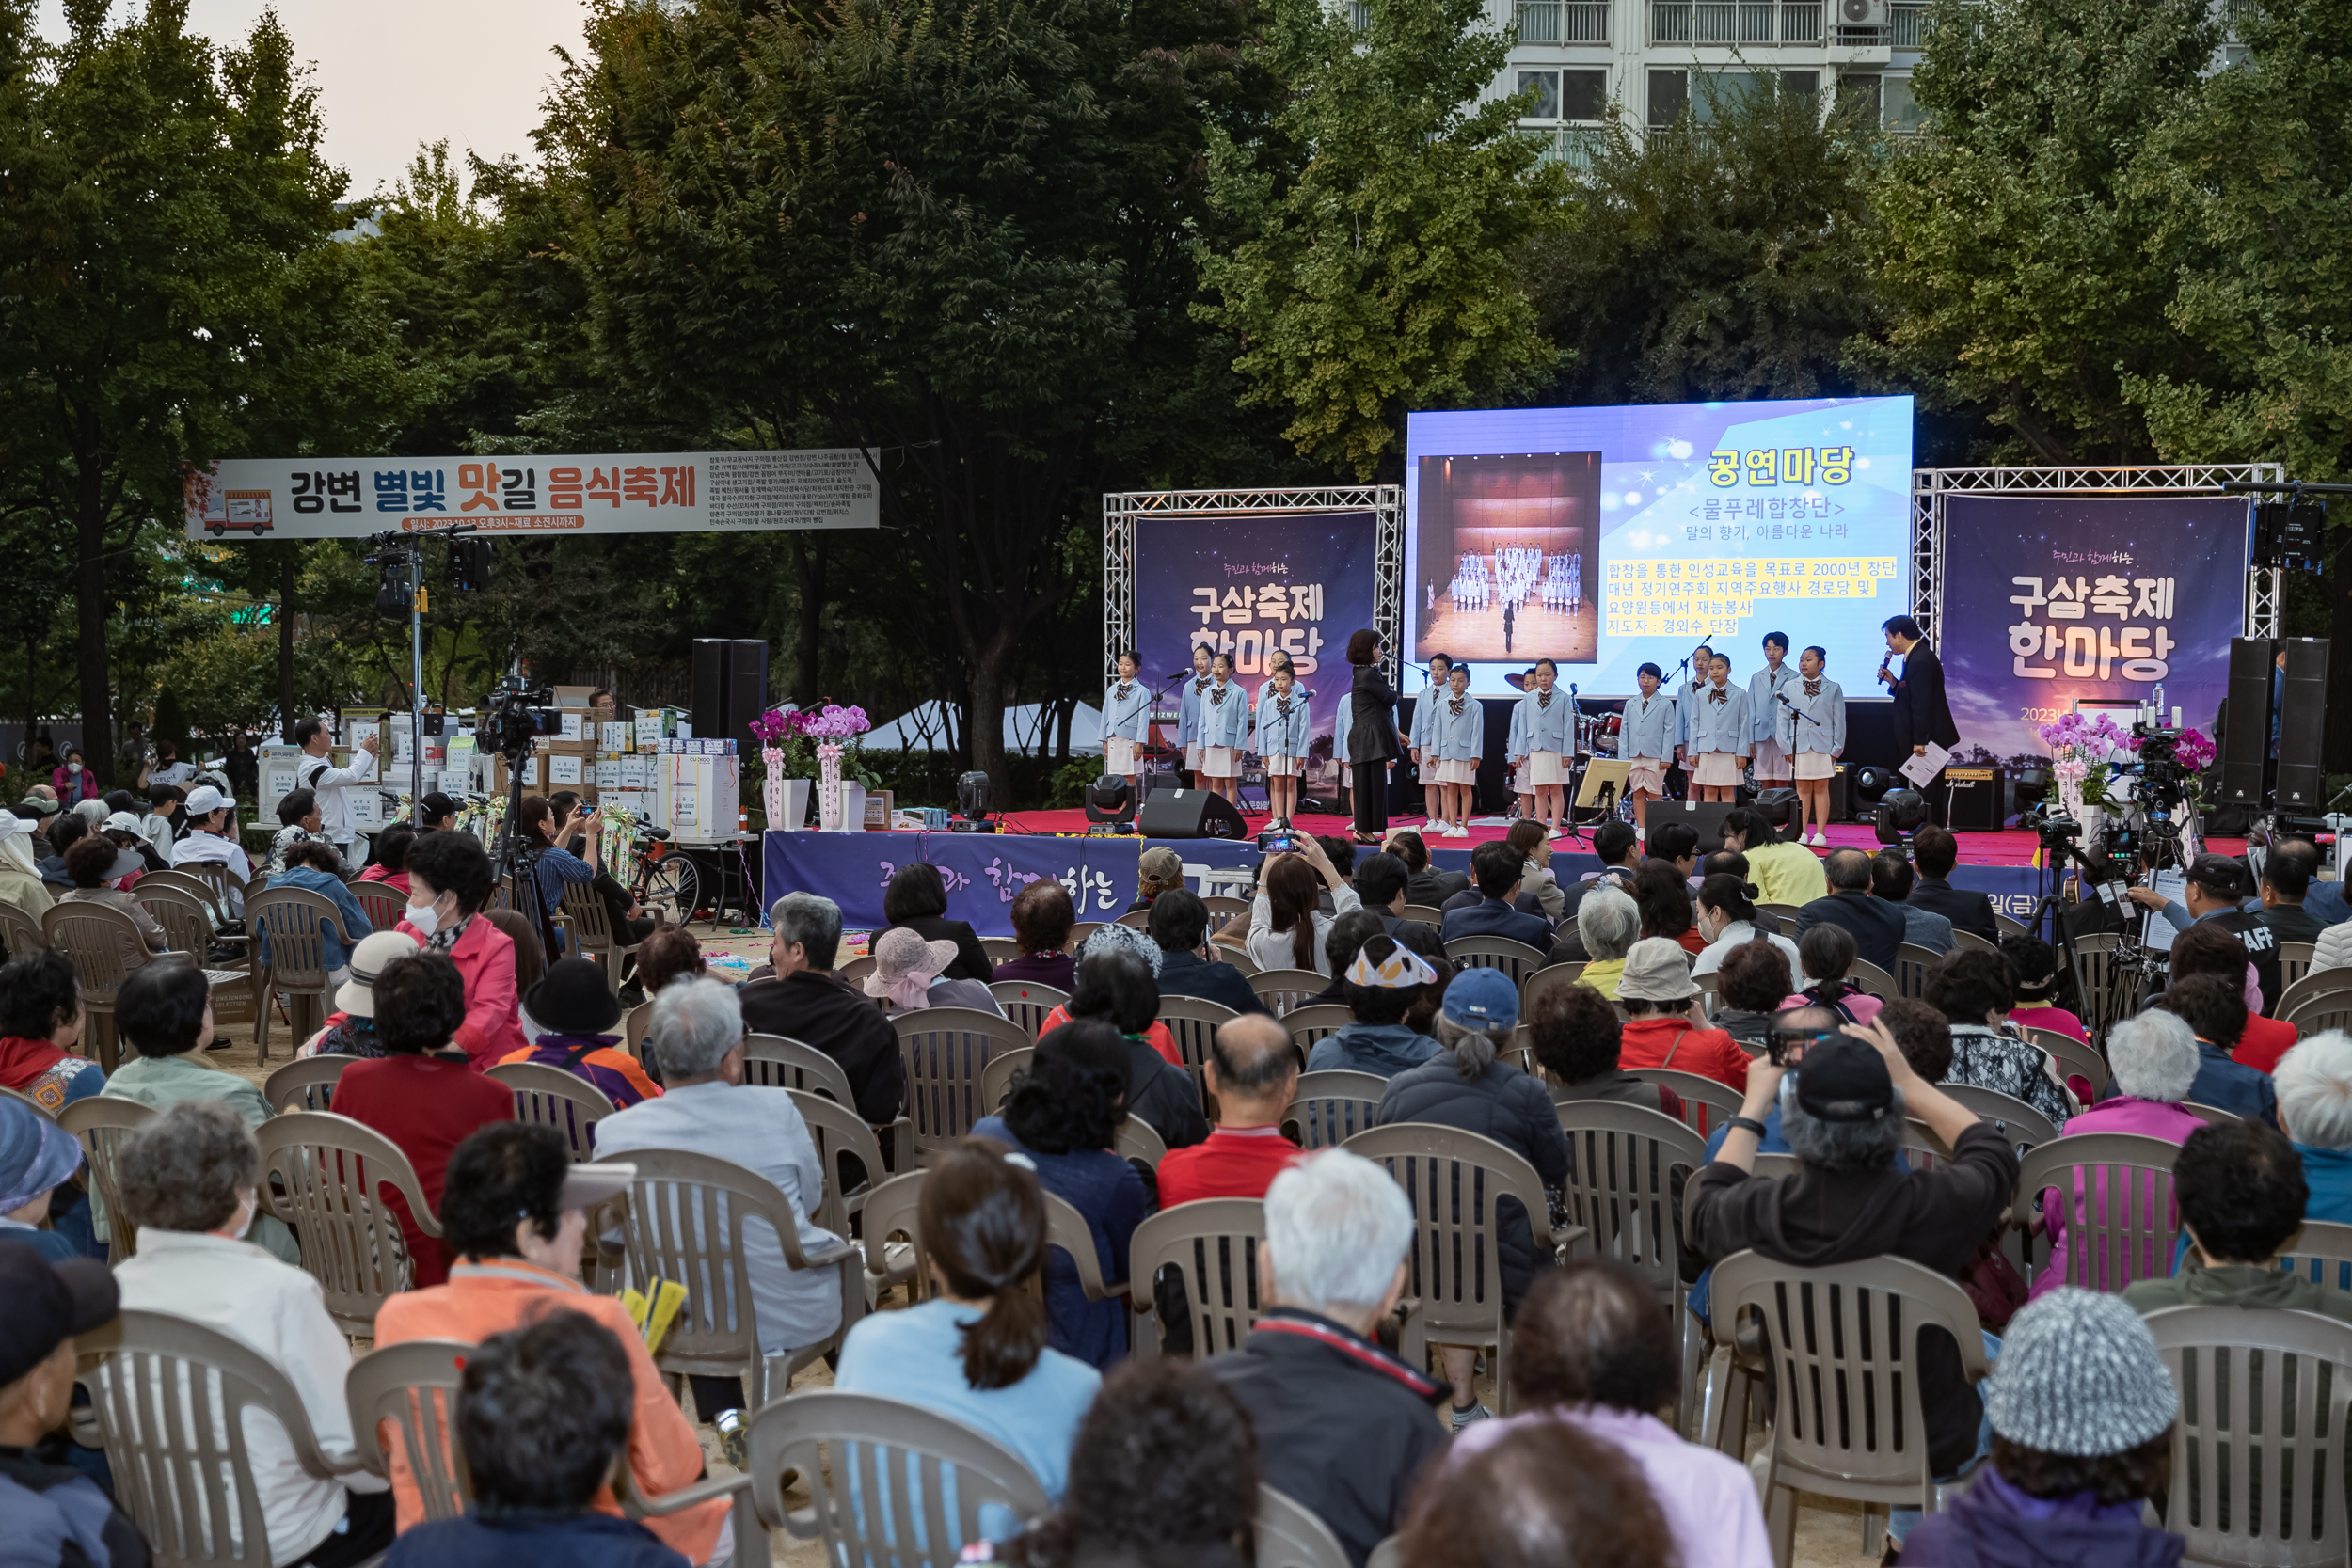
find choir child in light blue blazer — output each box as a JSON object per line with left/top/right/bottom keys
{"left": 1101, "top": 649, "right": 1153, "bottom": 803}
{"left": 1620, "top": 663, "right": 1678, "bottom": 843}
{"left": 1407, "top": 652, "right": 1454, "bottom": 830}
{"left": 1255, "top": 661, "right": 1314, "bottom": 827}
{"left": 1429, "top": 662, "right": 1483, "bottom": 839}
{"left": 1195, "top": 652, "right": 1250, "bottom": 801}
{"left": 1779, "top": 643, "right": 1848, "bottom": 847}
{"left": 1506, "top": 657, "right": 1575, "bottom": 839}
{"left": 1679, "top": 652, "right": 1751, "bottom": 803}
{"left": 1176, "top": 642, "right": 1216, "bottom": 785}
{"left": 1747, "top": 631, "right": 1800, "bottom": 787}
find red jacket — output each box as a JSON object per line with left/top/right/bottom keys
{"left": 1617, "top": 1016, "right": 1750, "bottom": 1092}
{"left": 398, "top": 914, "right": 526, "bottom": 1069}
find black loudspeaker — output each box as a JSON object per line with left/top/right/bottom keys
{"left": 691, "top": 638, "right": 729, "bottom": 742}
{"left": 1138, "top": 787, "right": 1249, "bottom": 841}
{"left": 2221, "top": 637, "right": 2275, "bottom": 809}
{"left": 2277, "top": 636, "right": 2330, "bottom": 811}
{"left": 727, "top": 639, "right": 769, "bottom": 750}
{"left": 1945, "top": 767, "right": 2006, "bottom": 832}
{"left": 1666, "top": 800, "right": 1763, "bottom": 854}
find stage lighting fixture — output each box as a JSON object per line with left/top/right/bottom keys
{"left": 1851, "top": 765, "right": 1895, "bottom": 806}
{"left": 1751, "top": 788, "right": 1801, "bottom": 830}
{"left": 951, "top": 769, "right": 997, "bottom": 833}
{"left": 1083, "top": 774, "right": 1136, "bottom": 833}
{"left": 1874, "top": 789, "right": 1928, "bottom": 847}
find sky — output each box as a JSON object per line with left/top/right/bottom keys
{"left": 36, "top": 0, "right": 591, "bottom": 198}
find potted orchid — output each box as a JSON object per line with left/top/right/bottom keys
{"left": 802, "top": 704, "right": 875, "bottom": 832}
{"left": 2037, "top": 711, "right": 2129, "bottom": 840}
{"left": 750, "top": 708, "right": 811, "bottom": 832}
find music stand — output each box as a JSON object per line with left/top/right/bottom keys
{"left": 1573, "top": 758, "right": 1628, "bottom": 824}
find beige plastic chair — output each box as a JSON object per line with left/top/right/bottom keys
{"left": 742, "top": 1032, "right": 852, "bottom": 1103}
{"left": 1630, "top": 1066, "right": 1744, "bottom": 1140}
{"left": 978, "top": 935, "right": 1023, "bottom": 964}
{"left": 349, "top": 882, "right": 406, "bottom": 937}
{"left": 1281, "top": 1002, "right": 1353, "bottom": 1056}
{"left": 1220, "top": 945, "right": 1262, "bottom": 977}
{"left": 59, "top": 1095, "right": 152, "bottom": 1258}
{"left": 43, "top": 901, "right": 166, "bottom": 1073}
{"left": 255, "top": 1109, "right": 442, "bottom": 1334}
{"left": 786, "top": 1086, "right": 891, "bottom": 1236}
{"left": 2278, "top": 939, "right": 2317, "bottom": 991}
{"left": 1519, "top": 961, "right": 1587, "bottom": 1018}
{"left": 246, "top": 884, "right": 358, "bottom": 1065}
{"left": 1068, "top": 921, "right": 1105, "bottom": 948}
{"left": 1203, "top": 895, "right": 1251, "bottom": 919}
{"left": 1701, "top": 1250, "right": 1992, "bottom": 1563}
{"left": 1116, "top": 909, "right": 1152, "bottom": 930}
{"left": 1257, "top": 1483, "right": 1352, "bottom": 1568}
{"left": 0, "top": 897, "right": 48, "bottom": 959}
{"left": 1847, "top": 958, "right": 1897, "bottom": 999}
{"left": 617, "top": 1147, "right": 864, "bottom": 1406}
{"left": 2283, "top": 988, "right": 2352, "bottom": 1039}
{"left": 1281, "top": 1069, "right": 1388, "bottom": 1151}
{"left": 1443, "top": 935, "right": 1549, "bottom": 989}
{"left": 2182, "top": 1101, "right": 2239, "bottom": 1127}
{"left": 988, "top": 979, "right": 1069, "bottom": 1037}
{"left": 1342, "top": 1123, "right": 1589, "bottom": 1410}
{"left": 1756, "top": 903, "right": 1801, "bottom": 936}
{"left": 345, "top": 1337, "right": 472, "bottom": 1523}
{"left": 489, "top": 1060, "right": 617, "bottom": 1161}
{"left": 1247, "top": 968, "right": 1327, "bottom": 1018}
{"left": 2067, "top": 932, "right": 2136, "bottom": 1044}
{"left": 1950, "top": 928, "right": 1999, "bottom": 957}
{"left": 1554, "top": 1101, "right": 1704, "bottom": 1316}
{"left": 1893, "top": 942, "right": 1939, "bottom": 1000}
{"left": 1114, "top": 1116, "right": 1167, "bottom": 1171}
{"left": 2274, "top": 967, "right": 2352, "bottom": 1024}
{"left": 1994, "top": 911, "right": 2026, "bottom": 940}
{"left": 133, "top": 882, "right": 224, "bottom": 962}
{"left": 859, "top": 1168, "right": 929, "bottom": 1299}
{"left": 78, "top": 1309, "right": 374, "bottom": 1567}
{"left": 895, "top": 1007, "right": 1034, "bottom": 1160}
{"left": 1042, "top": 1189, "right": 1127, "bottom": 1304}
{"left": 2014, "top": 1131, "right": 2185, "bottom": 1293}
{"left": 837, "top": 953, "right": 879, "bottom": 986}
{"left": 0, "top": 1084, "right": 50, "bottom": 1117}
{"left": 1128, "top": 1197, "right": 1269, "bottom": 1358}
{"left": 1936, "top": 1082, "right": 2061, "bottom": 1153}
{"left": 2024, "top": 1027, "right": 2108, "bottom": 1097}
{"left": 2142, "top": 1304, "right": 2352, "bottom": 1568}
{"left": 2279, "top": 1217, "right": 2352, "bottom": 1294}
{"left": 263, "top": 1054, "right": 354, "bottom": 1115}
{"left": 557, "top": 877, "right": 643, "bottom": 994}
{"left": 623, "top": 997, "right": 653, "bottom": 1057}
{"left": 1399, "top": 903, "right": 1447, "bottom": 928}
{"left": 1156, "top": 995, "right": 1241, "bottom": 1117}
{"left": 977, "top": 1045, "right": 1035, "bottom": 1116}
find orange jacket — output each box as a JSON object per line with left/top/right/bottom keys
{"left": 1616, "top": 1016, "right": 1750, "bottom": 1093}
{"left": 371, "top": 1257, "right": 726, "bottom": 1562}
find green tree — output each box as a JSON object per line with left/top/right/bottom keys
{"left": 1194, "top": 0, "right": 1570, "bottom": 479}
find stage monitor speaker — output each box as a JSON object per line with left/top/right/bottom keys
{"left": 727, "top": 639, "right": 769, "bottom": 750}
{"left": 1667, "top": 800, "right": 1771, "bottom": 855}
{"left": 2220, "top": 637, "right": 2275, "bottom": 809}
{"left": 1138, "top": 787, "right": 1249, "bottom": 841}
{"left": 691, "top": 639, "right": 729, "bottom": 744}
{"left": 1945, "top": 767, "right": 2006, "bottom": 832}
{"left": 2277, "top": 636, "right": 2330, "bottom": 811}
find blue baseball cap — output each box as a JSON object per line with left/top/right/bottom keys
{"left": 1440, "top": 966, "right": 1520, "bottom": 1033}
{"left": 0, "top": 1097, "right": 84, "bottom": 1212}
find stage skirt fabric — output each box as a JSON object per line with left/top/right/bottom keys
{"left": 1262, "top": 752, "right": 1302, "bottom": 777}
{"left": 1184, "top": 744, "right": 1204, "bottom": 771}
{"left": 1437, "top": 758, "right": 1477, "bottom": 786}
{"left": 1105, "top": 737, "right": 1138, "bottom": 774}
{"left": 1750, "top": 738, "right": 1791, "bottom": 782}
{"left": 1525, "top": 750, "right": 1567, "bottom": 787}
{"left": 1626, "top": 758, "right": 1669, "bottom": 796}
{"left": 1691, "top": 752, "right": 1743, "bottom": 788}
{"left": 1200, "top": 746, "right": 1240, "bottom": 778}
{"left": 1794, "top": 752, "right": 1836, "bottom": 781}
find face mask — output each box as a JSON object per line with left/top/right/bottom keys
{"left": 1697, "top": 910, "right": 1721, "bottom": 942}
{"left": 67, "top": 762, "right": 80, "bottom": 774}
{"left": 405, "top": 897, "right": 441, "bottom": 938}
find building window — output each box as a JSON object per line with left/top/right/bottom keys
{"left": 1648, "top": 69, "right": 1689, "bottom": 127}
{"left": 1782, "top": 69, "right": 1819, "bottom": 94}
{"left": 1837, "top": 71, "right": 1881, "bottom": 123}
{"left": 1882, "top": 75, "right": 1926, "bottom": 133}
{"left": 1561, "top": 69, "right": 1607, "bottom": 120}
{"left": 1518, "top": 69, "right": 1563, "bottom": 121}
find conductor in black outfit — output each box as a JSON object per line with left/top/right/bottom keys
{"left": 1878, "top": 614, "right": 1962, "bottom": 825}
{"left": 1345, "top": 628, "right": 1407, "bottom": 845}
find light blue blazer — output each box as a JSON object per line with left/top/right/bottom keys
{"left": 1256, "top": 683, "right": 1313, "bottom": 758}
{"left": 1103, "top": 679, "right": 1152, "bottom": 744}
{"left": 1177, "top": 673, "right": 1214, "bottom": 749}
{"left": 1507, "top": 690, "right": 1572, "bottom": 761}
{"left": 1778, "top": 676, "right": 1847, "bottom": 757}
{"left": 1620, "top": 691, "right": 1678, "bottom": 761}
{"left": 1748, "top": 663, "right": 1800, "bottom": 745}
{"left": 1430, "top": 694, "right": 1484, "bottom": 762}
{"left": 1681, "top": 686, "right": 1752, "bottom": 755}
{"left": 1408, "top": 680, "right": 1448, "bottom": 753}
{"left": 1332, "top": 689, "right": 1354, "bottom": 764}
{"left": 1196, "top": 681, "right": 1249, "bottom": 751}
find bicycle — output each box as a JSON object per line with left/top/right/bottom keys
{"left": 621, "top": 821, "right": 701, "bottom": 927}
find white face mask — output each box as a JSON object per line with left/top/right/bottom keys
{"left": 405, "top": 895, "right": 442, "bottom": 938}
{"left": 66, "top": 762, "right": 81, "bottom": 774}
{"left": 1697, "top": 910, "right": 1722, "bottom": 942}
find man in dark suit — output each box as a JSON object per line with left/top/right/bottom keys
{"left": 1793, "top": 847, "right": 1910, "bottom": 972}
{"left": 1878, "top": 614, "right": 1961, "bottom": 824}
{"left": 1349, "top": 851, "right": 1437, "bottom": 944}
{"left": 1438, "top": 841, "right": 1554, "bottom": 948}
{"left": 1905, "top": 825, "right": 1999, "bottom": 943}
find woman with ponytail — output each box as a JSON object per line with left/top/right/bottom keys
{"left": 1788, "top": 922, "right": 1883, "bottom": 1025}
{"left": 834, "top": 1136, "right": 1103, "bottom": 1521}
{"left": 1691, "top": 873, "right": 1800, "bottom": 978}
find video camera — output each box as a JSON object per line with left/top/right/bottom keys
{"left": 2019, "top": 800, "right": 2081, "bottom": 849}
{"left": 484, "top": 676, "right": 561, "bottom": 759}
{"left": 2124, "top": 720, "right": 2191, "bottom": 814}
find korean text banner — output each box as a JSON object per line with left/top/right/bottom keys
{"left": 1404, "top": 396, "right": 1914, "bottom": 696}
{"left": 1134, "top": 509, "right": 1379, "bottom": 787}
{"left": 183, "top": 449, "right": 881, "bottom": 539}
{"left": 1939, "top": 494, "right": 2249, "bottom": 761}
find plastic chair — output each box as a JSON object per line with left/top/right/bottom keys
{"left": 1994, "top": 911, "right": 2026, "bottom": 940}
{"left": 1342, "top": 1123, "right": 1589, "bottom": 1411}
{"left": 1281, "top": 1003, "right": 1353, "bottom": 1056}
{"left": 989, "top": 979, "right": 1069, "bottom": 1037}
{"left": 1281, "top": 1069, "right": 1388, "bottom": 1151}
{"left": 1116, "top": 909, "right": 1152, "bottom": 930}
{"left": 1114, "top": 1116, "right": 1166, "bottom": 1171}
{"left": 1893, "top": 942, "right": 1939, "bottom": 1000}
{"left": 0, "top": 897, "right": 48, "bottom": 959}
{"left": 1257, "top": 1484, "right": 1352, "bottom": 1568}
{"left": 1700, "top": 1251, "right": 1991, "bottom": 1565}
{"left": 345, "top": 1337, "right": 472, "bottom": 1522}
{"left": 1128, "top": 1197, "right": 1269, "bottom": 1357}
{"left": 1203, "top": 895, "right": 1251, "bottom": 919}
{"left": 623, "top": 997, "right": 653, "bottom": 1058}
{"left": 742, "top": 1033, "right": 857, "bottom": 1109}
{"left": 2274, "top": 967, "right": 2352, "bottom": 1024}
{"left": 837, "top": 953, "right": 879, "bottom": 986}
{"left": 1936, "top": 1082, "right": 2061, "bottom": 1153}
{"left": 2278, "top": 939, "right": 2318, "bottom": 991}
{"left": 263, "top": 1054, "right": 353, "bottom": 1115}
{"left": 58, "top": 1095, "right": 152, "bottom": 1259}
{"left": 2182, "top": 1101, "right": 2240, "bottom": 1127}
{"left": 1068, "top": 921, "right": 1105, "bottom": 948}
{"left": 1042, "top": 1189, "right": 1127, "bottom": 1303}
{"left": 977, "top": 1046, "right": 1034, "bottom": 1115}
{"left": 1157, "top": 996, "right": 1242, "bottom": 1116}
{"left": 78, "top": 1310, "right": 374, "bottom": 1567}
{"left": 787, "top": 1086, "right": 893, "bottom": 1237}
{"left": 2141, "top": 1304, "right": 2352, "bottom": 1568}
{"left": 1221, "top": 945, "right": 1262, "bottom": 977}
{"left": 1756, "top": 903, "right": 1801, "bottom": 936}
{"left": 2014, "top": 1132, "right": 2186, "bottom": 1293}
{"left": 1399, "top": 904, "right": 1447, "bottom": 927}
{"left": 1848, "top": 958, "right": 1897, "bottom": 999}
{"left": 1950, "top": 928, "right": 1999, "bottom": 956}
{"left": 133, "top": 882, "right": 224, "bottom": 962}
{"left": 860, "top": 1168, "right": 929, "bottom": 1299}
{"left": 978, "top": 935, "right": 1023, "bottom": 964}
{"left": 1443, "top": 935, "right": 1549, "bottom": 990}
{"left": 254, "top": 1110, "right": 442, "bottom": 1334}
{"left": 1629, "top": 1067, "right": 1743, "bottom": 1139}
{"left": 0, "top": 1084, "right": 50, "bottom": 1117}
{"left": 42, "top": 901, "right": 165, "bottom": 1073}
{"left": 1248, "top": 968, "right": 1327, "bottom": 1018}
{"left": 617, "top": 1147, "right": 864, "bottom": 1404}
{"left": 557, "top": 877, "right": 644, "bottom": 994}
{"left": 2278, "top": 1217, "right": 2352, "bottom": 1294}
{"left": 489, "top": 1060, "right": 617, "bottom": 1161}
{"left": 1553, "top": 1101, "right": 1708, "bottom": 1425}
{"left": 2067, "top": 932, "right": 2137, "bottom": 1044}
{"left": 1519, "top": 961, "right": 1587, "bottom": 1018}
{"left": 2283, "top": 988, "right": 2352, "bottom": 1039}
{"left": 349, "top": 882, "right": 406, "bottom": 936}
{"left": 2024, "top": 1028, "right": 2109, "bottom": 1099}
{"left": 895, "top": 1007, "right": 1035, "bottom": 1160}
{"left": 246, "top": 884, "right": 358, "bottom": 1065}
{"left": 177, "top": 859, "right": 246, "bottom": 925}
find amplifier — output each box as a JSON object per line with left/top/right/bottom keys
{"left": 1944, "top": 766, "right": 2007, "bottom": 832}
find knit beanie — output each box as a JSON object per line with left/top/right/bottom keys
{"left": 1982, "top": 1289, "right": 2178, "bottom": 1456}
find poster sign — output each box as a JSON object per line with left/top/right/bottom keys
{"left": 183, "top": 449, "right": 881, "bottom": 539}
{"left": 1939, "top": 494, "right": 2249, "bottom": 761}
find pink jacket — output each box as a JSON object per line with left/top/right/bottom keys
{"left": 52, "top": 764, "right": 99, "bottom": 803}
{"left": 397, "top": 914, "right": 526, "bottom": 1069}
{"left": 2028, "top": 1095, "right": 2205, "bottom": 1298}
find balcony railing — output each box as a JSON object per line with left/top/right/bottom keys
{"left": 1514, "top": 0, "right": 1611, "bottom": 42}
{"left": 2223, "top": 0, "right": 2257, "bottom": 36}
{"left": 1651, "top": 0, "right": 1843, "bottom": 44}
{"left": 1889, "top": 3, "right": 1930, "bottom": 46}
{"left": 1522, "top": 126, "right": 1603, "bottom": 169}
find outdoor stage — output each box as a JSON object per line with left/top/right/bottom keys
{"left": 762, "top": 812, "right": 2218, "bottom": 939}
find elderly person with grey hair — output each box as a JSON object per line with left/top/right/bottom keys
{"left": 739, "top": 891, "right": 904, "bottom": 1125}
{"left": 593, "top": 974, "right": 848, "bottom": 1424}
{"left": 1206, "top": 1149, "right": 1448, "bottom": 1565}
{"left": 108, "top": 1101, "right": 395, "bottom": 1564}
{"left": 1574, "top": 883, "right": 1640, "bottom": 1000}
{"left": 1690, "top": 1008, "right": 2016, "bottom": 1551}
{"left": 2272, "top": 1029, "right": 2352, "bottom": 1227}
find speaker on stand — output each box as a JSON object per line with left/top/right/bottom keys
{"left": 2220, "top": 637, "right": 2275, "bottom": 814}
{"left": 2276, "top": 637, "right": 2330, "bottom": 813}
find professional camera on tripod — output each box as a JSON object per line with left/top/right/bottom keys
{"left": 484, "top": 676, "right": 563, "bottom": 761}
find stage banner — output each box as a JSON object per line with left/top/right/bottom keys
{"left": 1135, "top": 510, "right": 1379, "bottom": 792}
{"left": 183, "top": 449, "right": 880, "bottom": 539}
{"left": 1940, "top": 495, "right": 2249, "bottom": 763}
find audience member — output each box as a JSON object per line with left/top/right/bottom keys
{"left": 1350, "top": 851, "right": 1431, "bottom": 943}
{"left": 2126, "top": 852, "right": 2280, "bottom": 1011}
{"left": 140, "top": 781, "right": 183, "bottom": 857}
{"left": 418, "top": 791, "right": 460, "bottom": 832}
{"left": 101, "top": 813, "right": 167, "bottom": 877}
{"left": 1124, "top": 844, "right": 1186, "bottom": 914}
{"left": 1792, "top": 847, "right": 1906, "bottom": 971}
{"left": 0, "top": 814, "right": 52, "bottom": 912}
{"left": 1149, "top": 890, "right": 1269, "bottom": 1015}
{"left": 502, "top": 959, "right": 664, "bottom": 1117}
{"left": 2001, "top": 934, "right": 2086, "bottom": 1043}
{"left": 1893, "top": 1291, "right": 2184, "bottom": 1568}
{"left": 1397, "top": 1419, "right": 1674, "bottom": 1568}
{"left": 380, "top": 1314, "right": 685, "bottom": 1568}
{"left": 1573, "top": 885, "right": 1640, "bottom": 999}
{"left": 356, "top": 825, "right": 415, "bottom": 895}
{"left": 1531, "top": 980, "right": 1683, "bottom": 1118}
{"left": 1878, "top": 995, "right": 1953, "bottom": 1083}
{"left": 1247, "top": 838, "right": 1362, "bottom": 974}
{"left": 1872, "top": 851, "right": 1954, "bottom": 955}
{"left": 37, "top": 814, "right": 82, "bottom": 888}
{"left": 1061, "top": 950, "right": 1208, "bottom": 1151}
{"left": 1551, "top": 821, "right": 1642, "bottom": 964}
{"left": 2276, "top": 1031, "right": 2352, "bottom": 1226}
{"left": 739, "top": 893, "right": 904, "bottom": 1126}
{"left": 112, "top": 1101, "right": 394, "bottom": 1563}
{"left": 0, "top": 948, "right": 106, "bottom": 1111}
{"left": 1692, "top": 872, "right": 1798, "bottom": 978}
{"left": 301, "top": 930, "right": 421, "bottom": 1059}
{"left": 596, "top": 978, "right": 846, "bottom": 1417}
{"left": 400, "top": 829, "right": 526, "bottom": 1069}
{"left": 1629, "top": 859, "right": 1704, "bottom": 956}
{"left": 1384, "top": 829, "right": 1468, "bottom": 908}
{"left": 1904, "top": 826, "right": 1999, "bottom": 942}
{"left": 834, "top": 1138, "right": 1100, "bottom": 1522}
{"left": 1929, "top": 949, "right": 2072, "bottom": 1129}
{"left": 1711, "top": 938, "right": 1794, "bottom": 1049}
{"left": 866, "top": 925, "right": 1004, "bottom": 1017}
{"left": 2258, "top": 842, "right": 2328, "bottom": 943}
{"left": 1507, "top": 817, "right": 1564, "bottom": 919}
{"left": 881, "top": 861, "right": 993, "bottom": 983}
{"left": 511, "top": 794, "right": 605, "bottom": 956}
{"left": 1301, "top": 909, "right": 1387, "bottom": 1006}
{"left": 372, "top": 1124, "right": 727, "bottom": 1561}
{"left": 1306, "top": 936, "right": 1440, "bottom": 1077}
{"left": 167, "top": 784, "right": 252, "bottom": 914}
{"left": 2154, "top": 973, "right": 2278, "bottom": 1124}
{"left": 0, "top": 1093, "right": 97, "bottom": 1263}
{"left": 1377, "top": 967, "right": 1569, "bottom": 1426}
{"left": 2123, "top": 1118, "right": 2352, "bottom": 1325}
{"left": 631, "top": 925, "right": 706, "bottom": 996}
{"left": 1033, "top": 923, "right": 1182, "bottom": 1066}
{"left": 2164, "top": 920, "right": 2290, "bottom": 1071}
{"left": 1206, "top": 1150, "right": 1445, "bottom": 1566}
{"left": 1446, "top": 1259, "right": 1771, "bottom": 1567}
{"left": 1158, "top": 1016, "right": 1304, "bottom": 1206}
{"left": 1645, "top": 820, "right": 1700, "bottom": 880}
{"left": 1615, "top": 938, "right": 1748, "bottom": 1090}
{"left": 260, "top": 841, "right": 374, "bottom": 985}
{"left": 1437, "top": 841, "right": 1552, "bottom": 949}
{"left": 1716, "top": 806, "right": 1828, "bottom": 910}
{"left": 263, "top": 787, "right": 321, "bottom": 876}
{"left": 974, "top": 1021, "right": 1147, "bottom": 1369}
{"left": 56, "top": 835, "right": 169, "bottom": 967}
{"left": 0, "top": 1249, "right": 150, "bottom": 1568}
{"left": 993, "top": 878, "right": 1077, "bottom": 989}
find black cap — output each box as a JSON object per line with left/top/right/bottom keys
{"left": 0, "top": 1248, "right": 118, "bottom": 1386}
{"left": 2185, "top": 853, "right": 2245, "bottom": 899}
{"left": 1791, "top": 1037, "right": 1896, "bottom": 1124}
{"left": 524, "top": 958, "right": 623, "bottom": 1036}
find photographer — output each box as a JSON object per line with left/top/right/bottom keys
{"left": 2127, "top": 853, "right": 2281, "bottom": 1014}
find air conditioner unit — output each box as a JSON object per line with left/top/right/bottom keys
{"left": 1839, "top": 0, "right": 1887, "bottom": 23}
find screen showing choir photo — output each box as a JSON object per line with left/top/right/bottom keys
{"left": 1405, "top": 395, "right": 1915, "bottom": 697}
